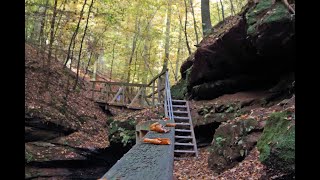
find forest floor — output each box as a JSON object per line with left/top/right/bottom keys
{"left": 174, "top": 147, "right": 266, "bottom": 180}
{"left": 174, "top": 91, "right": 295, "bottom": 179}
{"left": 25, "top": 43, "right": 109, "bottom": 151}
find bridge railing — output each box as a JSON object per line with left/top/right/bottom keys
{"left": 90, "top": 70, "right": 167, "bottom": 109}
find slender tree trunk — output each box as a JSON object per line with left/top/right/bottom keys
{"left": 162, "top": 0, "right": 172, "bottom": 72}
{"left": 53, "top": 0, "right": 68, "bottom": 42}
{"left": 126, "top": 17, "right": 141, "bottom": 83}
{"left": 74, "top": 0, "right": 94, "bottom": 90}
{"left": 229, "top": 0, "right": 235, "bottom": 15}
{"left": 175, "top": 16, "right": 183, "bottom": 82}
{"left": 82, "top": 27, "right": 107, "bottom": 81}
{"left": 183, "top": 0, "right": 191, "bottom": 55}
{"left": 110, "top": 41, "right": 115, "bottom": 81}
{"left": 69, "top": 39, "right": 76, "bottom": 69}
{"left": 38, "top": 0, "right": 49, "bottom": 56}
{"left": 190, "top": 0, "right": 199, "bottom": 45}
{"left": 143, "top": 23, "right": 153, "bottom": 82}
{"left": 220, "top": 0, "right": 225, "bottom": 21}
{"left": 82, "top": 51, "right": 93, "bottom": 81}
{"left": 64, "top": 0, "right": 88, "bottom": 67}
{"left": 201, "top": 0, "right": 212, "bottom": 36}
{"left": 216, "top": 2, "right": 221, "bottom": 22}
{"left": 45, "top": 0, "right": 58, "bottom": 89}
{"left": 25, "top": 16, "right": 29, "bottom": 40}
{"left": 132, "top": 50, "right": 138, "bottom": 83}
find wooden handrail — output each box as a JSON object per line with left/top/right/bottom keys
{"left": 146, "top": 70, "right": 166, "bottom": 86}
{"left": 90, "top": 81, "right": 148, "bottom": 87}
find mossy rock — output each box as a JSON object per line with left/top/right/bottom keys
{"left": 171, "top": 79, "right": 188, "bottom": 100}
{"left": 257, "top": 111, "right": 295, "bottom": 177}
{"left": 246, "top": 0, "right": 291, "bottom": 35}
{"left": 172, "top": 65, "right": 193, "bottom": 99}
{"left": 246, "top": 0, "right": 273, "bottom": 25}
{"left": 208, "top": 118, "right": 261, "bottom": 173}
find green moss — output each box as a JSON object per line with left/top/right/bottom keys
{"left": 246, "top": 0, "right": 273, "bottom": 25}
{"left": 108, "top": 118, "right": 136, "bottom": 146}
{"left": 257, "top": 111, "right": 295, "bottom": 173}
{"left": 25, "top": 149, "right": 34, "bottom": 164}
{"left": 262, "top": 3, "right": 290, "bottom": 24}
{"left": 171, "top": 79, "right": 187, "bottom": 99}
{"left": 247, "top": 24, "right": 257, "bottom": 35}
{"left": 171, "top": 65, "right": 193, "bottom": 99}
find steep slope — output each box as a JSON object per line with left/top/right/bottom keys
{"left": 25, "top": 44, "right": 110, "bottom": 179}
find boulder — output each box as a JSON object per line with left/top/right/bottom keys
{"left": 257, "top": 111, "right": 295, "bottom": 179}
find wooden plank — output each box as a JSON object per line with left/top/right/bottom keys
{"left": 146, "top": 86, "right": 165, "bottom": 98}
{"left": 89, "top": 81, "right": 148, "bottom": 87}
{"left": 146, "top": 70, "right": 166, "bottom": 86}
{"left": 110, "top": 86, "right": 123, "bottom": 103}
{"left": 128, "top": 87, "right": 143, "bottom": 108}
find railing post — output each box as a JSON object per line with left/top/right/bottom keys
{"left": 141, "top": 86, "right": 145, "bottom": 106}
{"left": 157, "top": 77, "right": 161, "bottom": 105}
{"left": 152, "top": 81, "right": 155, "bottom": 107}
{"left": 122, "top": 85, "right": 125, "bottom": 105}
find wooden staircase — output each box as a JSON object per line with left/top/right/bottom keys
{"left": 172, "top": 99, "right": 198, "bottom": 159}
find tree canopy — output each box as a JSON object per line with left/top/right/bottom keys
{"left": 25, "top": 0, "right": 248, "bottom": 84}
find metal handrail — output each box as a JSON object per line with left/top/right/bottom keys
{"left": 164, "top": 70, "right": 174, "bottom": 121}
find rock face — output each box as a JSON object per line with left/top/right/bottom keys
{"left": 179, "top": 0, "right": 295, "bottom": 100}
{"left": 257, "top": 111, "right": 295, "bottom": 179}
{"left": 207, "top": 119, "right": 262, "bottom": 174}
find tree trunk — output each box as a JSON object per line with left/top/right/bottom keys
{"left": 143, "top": 22, "right": 153, "bottom": 82}
{"left": 220, "top": 0, "right": 225, "bottom": 21}
{"left": 82, "top": 27, "right": 107, "bottom": 81}
{"left": 64, "top": 0, "right": 88, "bottom": 67}
{"left": 38, "top": 0, "right": 49, "bottom": 56}
{"left": 74, "top": 0, "right": 94, "bottom": 90}
{"left": 110, "top": 41, "right": 115, "bottom": 81}
{"left": 229, "top": 0, "right": 235, "bottom": 15}
{"left": 69, "top": 39, "right": 76, "bottom": 69}
{"left": 183, "top": 0, "right": 191, "bottom": 55}
{"left": 217, "top": 2, "right": 221, "bottom": 22}
{"left": 175, "top": 16, "right": 183, "bottom": 82}
{"left": 190, "top": 0, "right": 199, "bottom": 45}
{"left": 53, "top": 0, "right": 68, "bottom": 43}
{"left": 45, "top": 0, "right": 58, "bottom": 89}
{"left": 126, "top": 17, "right": 141, "bottom": 83}
{"left": 201, "top": 0, "right": 212, "bottom": 36}
{"left": 82, "top": 51, "right": 93, "bottom": 81}
{"left": 162, "top": 0, "right": 172, "bottom": 72}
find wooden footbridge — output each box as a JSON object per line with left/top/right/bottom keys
{"left": 95, "top": 70, "right": 198, "bottom": 180}
{"left": 91, "top": 70, "right": 166, "bottom": 110}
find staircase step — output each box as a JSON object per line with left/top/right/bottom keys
{"left": 175, "top": 123, "right": 190, "bottom": 126}
{"left": 174, "top": 150, "right": 196, "bottom": 153}
{"left": 172, "top": 105, "right": 187, "bottom": 108}
{"left": 173, "top": 111, "right": 188, "bottom": 114}
{"left": 174, "top": 116, "right": 190, "bottom": 120}
{"left": 172, "top": 100, "right": 187, "bottom": 103}
{"left": 175, "top": 142, "right": 194, "bottom": 146}
{"left": 175, "top": 129, "right": 192, "bottom": 132}
{"left": 175, "top": 135, "right": 193, "bottom": 139}
{"left": 174, "top": 157, "right": 197, "bottom": 160}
